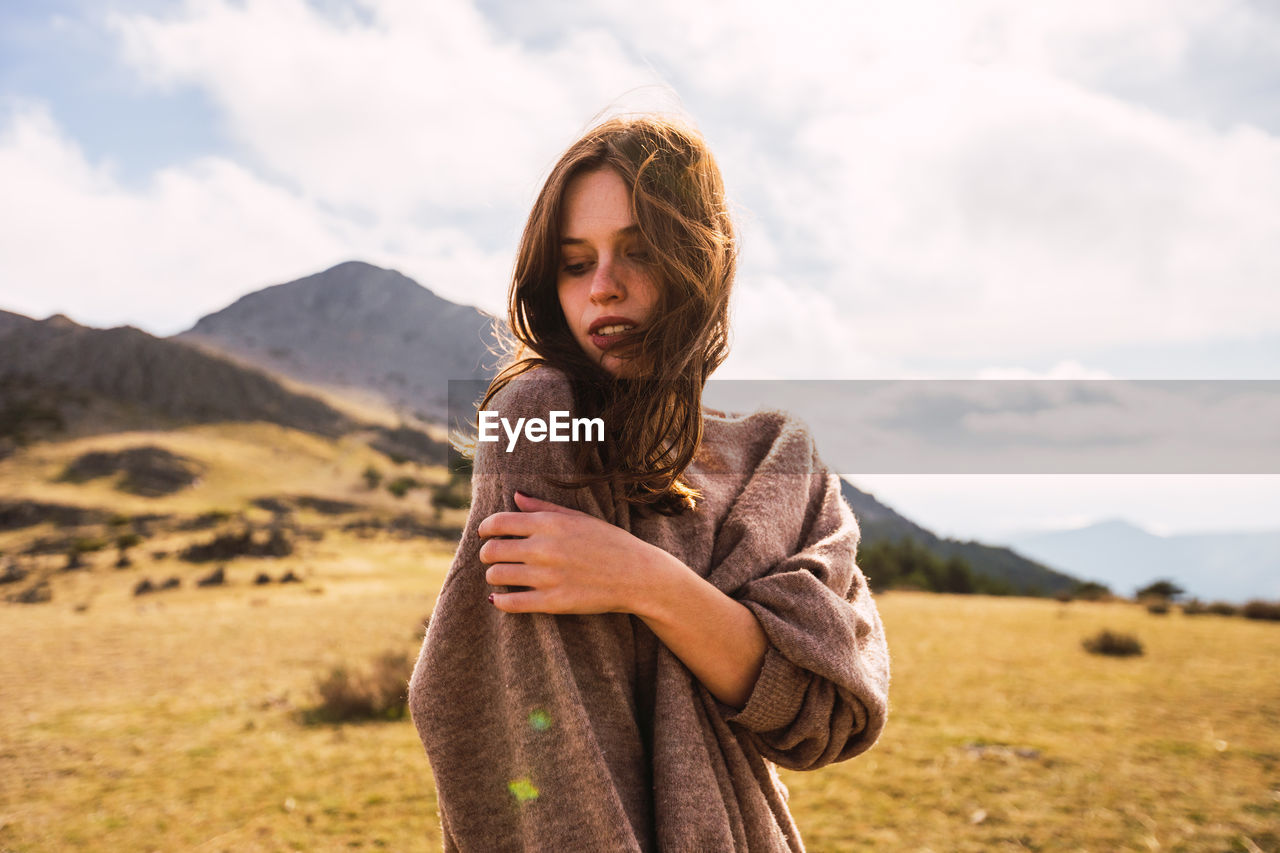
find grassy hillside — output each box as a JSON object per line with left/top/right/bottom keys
{"left": 5, "top": 560, "right": 1279, "bottom": 847}
{"left": 2, "top": 430, "right": 1277, "bottom": 851}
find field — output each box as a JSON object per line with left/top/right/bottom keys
{"left": 2, "top": 428, "right": 1279, "bottom": 851}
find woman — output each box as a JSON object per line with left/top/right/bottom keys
{"left": 409, "top": 114, "right": 889, "bottom": 852}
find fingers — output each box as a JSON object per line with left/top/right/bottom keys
{"left": 513, "top": 490, "right": 582, "bottom": 516}
{"left": 477, "top": 536, "right": 536, "bottom": 565}
{"left": 477, "top": 511, "right": 540, "bottom": 539}
{"left": 489, "top": 588, "right": 547, "bottom": 613}
{"left": 484, "top": 562, "right": 537, "bottom": 587}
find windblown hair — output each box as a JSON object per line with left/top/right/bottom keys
{"left": 481, "top": 114, "right": 736, "bottom": 514}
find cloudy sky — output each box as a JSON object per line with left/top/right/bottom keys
{"left": 1, "top": 0, "right": 1277, "bottom": 541}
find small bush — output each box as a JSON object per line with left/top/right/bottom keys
{"left": 386, "top": 476, "right": 422, "bottom": 499}
{"left": 1207, "top": 601, "right": 1239, "bottom": 617}
{"left": 1144, "top": 599, "right": 1170, "bottom": 615}
{"left": 307, "top": 651, "right": 414, "bottom": 723}
{"left": 72, "top": 537, "right": 108, "bottom": 554}
{"left": 1083, "top": 629, "right": 1144, "bottom": 657}
{"left": 1, "top": 563, "right": 28, "bottom": 585}
{"left": 1242, "top": 600, "right": 1280, "bottom": 622}
{"left": 116, "top": 532, "right": 142, "bottom": 550}
{"left": 10, "top": 581, "right": 52, "bottom": 604}
{"left": 1072, "top": 581, "right": 1112, "bottom": 601}
{"left": 362, "top": 466, "right": 383, "bottom": 490}
{"left": 196, "top": 565, "right": 226, "bottom": 587}
{"left": 1182, "top": 599, "right": 1208, "bottom": 615}
{"left": 1135, "top": 579, "right": 1185, "bottom": 601}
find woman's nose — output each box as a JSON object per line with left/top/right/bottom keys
{"left": 589, "top": 258, "right": 624, "bottom": 303}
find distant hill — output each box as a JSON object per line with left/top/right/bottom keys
{"left": 1009, "top": 519, "right": 1280, "bottom": 603}
{"left": 0, "top": 312, "right": 355, "bottom": 440}
{"left": 176, "top": 261, "right": 501, "bottom": 421}
{"left": 840, "top": 478, "right": 1079, "bottom": 596}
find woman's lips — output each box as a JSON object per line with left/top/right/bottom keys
{"left": 590, "top": 331, "right": 629, "bottom": 351}
{"left": 588, "top": 316, "right": 638, "bottom": 351}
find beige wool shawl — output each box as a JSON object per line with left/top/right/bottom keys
{"left": 409, "top": 368, "right": 890, "bottom": 851}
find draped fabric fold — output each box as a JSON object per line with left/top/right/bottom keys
{"left": 410, "top": 368, "right": 890, "bottom": 851}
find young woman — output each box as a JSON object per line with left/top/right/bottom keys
{"left": 409, "top": 114, "right": 890, "bottom": 852}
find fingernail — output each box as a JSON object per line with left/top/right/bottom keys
{"left": 487, "top": 593, "right": 495, "bottom": 605}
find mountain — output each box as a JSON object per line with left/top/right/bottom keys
{"left": 840, "top": 478, "right": 1079, "bottom": 596}
{"left": 1008, "top": 519, "right": 1280, "bottom": 603}
{"left": 176, "top": 261, "right": 500, "bottom": 421}
{"left": 0, "top": 311, "right": 355, "bottom": 440}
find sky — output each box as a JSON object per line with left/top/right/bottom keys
{"left": 1, "top": 0, "right": 1277, "bottom": 542}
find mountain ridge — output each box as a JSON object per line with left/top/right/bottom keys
{"left": 840, "top": 478, "right": 1080, "bottom": 595}
{"left": 1009, "top": 520, "right": 1280, "bottom": 602}
{"left": 176, "top": 260, "right": 500, "bottom": 421}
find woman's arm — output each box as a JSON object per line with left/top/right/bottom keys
{"left": 482, "top": 491, "right": 769, "bottom": 710}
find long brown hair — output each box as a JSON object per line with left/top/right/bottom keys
{"left": 481, "top": 114, "right": 736, "bottom": 514}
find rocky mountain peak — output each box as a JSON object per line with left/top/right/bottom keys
{"left": 177, "top": 260, "right": 500, "bottom": 420}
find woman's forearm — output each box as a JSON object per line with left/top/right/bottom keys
{"left": 629, "top": 546, "right": 769, "bottom": 710}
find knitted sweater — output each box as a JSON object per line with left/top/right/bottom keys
{"left": 409, "top": 368, "right": 890, "bottom": 852}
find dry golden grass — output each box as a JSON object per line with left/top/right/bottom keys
{"left": 3, "top": 429, "right": 1278, "bottom": 851}
{"left": 0, "top": 533, "right": 453, "bottom": 852}
{"left": 6, "top": 575, "right": 1278, "bottom": 851}
{"left": 780, "top": 593, "right": 1280, "bottom": 852}
{"left": 0, "top": 422, "right": 446, "bottom": 522}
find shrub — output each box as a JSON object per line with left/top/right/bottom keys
{"left": 1241, "top": 600, "right": 1280, "bottom": 622}
{"left": 386, "top": 476, "right": 421, "bottom": 499}
{"left": 1083, "top": 629, "right": 1143, "bottom": 657}
{"left": 1135, "top": 579, "right": 1185, "bottom": 601}
{"left": 1144, "top": 599, "right": 1170, "bottom": 615}
{"left": 1072, "top": 581, "right": 1112, "bottom": 602}
{"left": 431, "top": 481, "right": 471, "bottom": 513}
{"left": 196, "top": 566, "right": 226, "bottom": 587}
{"left": 10, "top": 581, "right": 52, "bottom": 604}
{"left": 362, "top": 466, "right": 382, "bottom": 490}
{"left": 307, "top": 651, "right": 414, "bottom": 723}
{"left": 72, "top": 537, "right": 108, "bottom": 554}
{"left": 1207, "top": 601, "right": 1239, "bottom": 617}
{"left": 1182, "top": 599, "right": 1208, "bottom": 615}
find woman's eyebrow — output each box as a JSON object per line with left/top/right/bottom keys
{"left": 560, "top": 224, "right": 641, "bottom": 246}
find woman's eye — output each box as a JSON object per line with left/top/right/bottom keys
{"left": 627, "top": 249, "right": 651, "bottom": 263}
{"left": 561, "top": 261, "right": 590, "bottom": 276}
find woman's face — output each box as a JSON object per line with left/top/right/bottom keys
{"left": 556, "top": 168, "right": 660, "bottom": 377}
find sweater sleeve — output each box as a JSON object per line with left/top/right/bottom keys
{"left": 707, "top": 423, "right": 890, "bottom": 772}
{"left": 409, "top": 368, "right": 652, "bottom": 851}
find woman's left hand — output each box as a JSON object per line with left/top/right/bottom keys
{"left": 477, "top": 491, "right": 675, "bottom": 615}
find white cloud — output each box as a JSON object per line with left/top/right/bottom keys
{"left": 4, "top": 0, "right": 1280, "bottom": 371}
{"left": 977, "top": 361, "right": 1114, "bottom": 379}
{"left": 0, "top": 100, "right": 510, "bottom": 332}
{"left": 848, "top": 474, "right": 1280, "bottom": 541}
{"left": 108, "top": 0, "right": 662, "bottom": 220}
